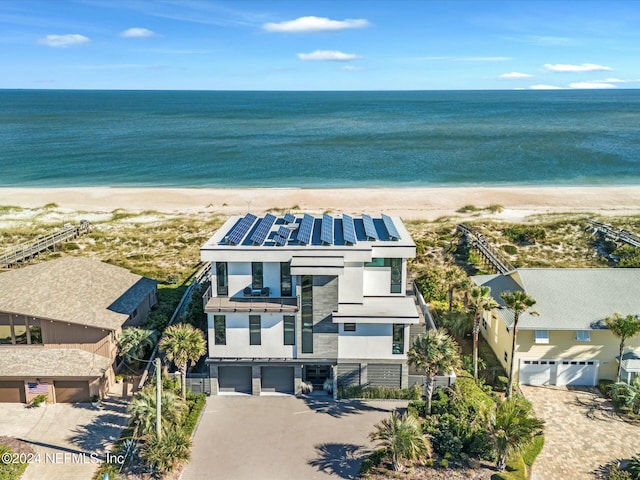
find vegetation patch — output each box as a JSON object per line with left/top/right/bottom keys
{"left": 338, "top": 384, "right": 421, "bottom": 400}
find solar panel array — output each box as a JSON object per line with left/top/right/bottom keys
{"left": 342, "top": 214, "right": 357, "bottom": 245}
{"left": 276, "top": 226, "right": 290, "bottom": 239}
{"left": 362, "top": 214, "right": 379, "bottom": 240}
{"left": 226, "top": 213, "right": 257, "bottom": 245}
{"left": 249, "top": 213, "right": 276, "bottom": 245}
{"left": 297, "top": 214, "right": 314, "bottom": 245}
{"left": 321, "top": 214, "right": 333, "bottom": 245}
{"left": 273, "top": 235, "right": 286, "bottom": 246}
{"left": 381, "top": 214, "right": 400, "bottom": 240}
{"left": 283, "top": 213, "right": 296, "bottom": 224}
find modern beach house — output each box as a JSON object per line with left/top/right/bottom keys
{"left": 473, "top": 268, "right": 640, "bottom": 386}
{"left": 200, "top": 212, "right": 422, "bottom": 395}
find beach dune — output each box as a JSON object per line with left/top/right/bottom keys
{"left": 1, "top": 186, "right": 639, "bottom": 221}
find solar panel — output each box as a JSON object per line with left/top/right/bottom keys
{"left": 249, "top": 213, "right": 276, "bottom": 245}
{"left": 362, "top": 214, "right": 379, "bottom": 240}
{"left": 226, "top": 213, "right": 257, "bottom": 245}
{"left": 342, "top": 214, "right": 357, "bottom": 245}
{"left": 321, "top": 214, "right": 334, "bottom": 245}
{"left": 283, "top": 213, "right": 296, "bottom": 224}
{"left": 276, "top": 226, "right": 290, "bottom": 239}
{"left": 297, "top": 214, "right": 314, "bottom": 245}
{"left": 273, "top": 235, "right": 286, "bottom": 246}
{"left": 381, "top": 214, "right": 400, "bottom": 240}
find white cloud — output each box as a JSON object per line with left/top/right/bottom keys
{"left": 38, "top": 33, "right": 90, "bottom": 47}
{"left": 569, "top": 82, "right": 616, "bottom": 89}
{"left": 544, "top": 63, "right": 612, "bottom": 72}
{"left": 120, "top": 27, "right": 157, "bottom": 38}
{"left": 500, "top": 72, "right": 534, "bottom": 79}
{"left": 297, "top": 50, "right": 361, "bottom": 61}
{"left": 264, "top": 16, "right": 370, "bottom": 33}
{"left": 604, "top": 77, "right": 625, "bottom": 83}
{"left": 340, "top": 65, "right": 363, "bottom": 71}
{"left": 529, "top": 84, "right": 564, "bottom": 90}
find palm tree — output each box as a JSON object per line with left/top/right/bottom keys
{"left": 605, "top": 313, "right": 640, "bottom": 383}
{"left": 500, "top": 291, "right": 537, "bottom": 398}
{"left": 128, "top": 387, "right": 185, "bottom": 436}
{"left": 470, "top": 286, "right": 498, "bottom": 383}
{"left": 444, "top": 265, "right": 469, "bottom": 312}
{"left": 408, "top": 329, "right": 461, "bottom": 414}
{"left": 117, "top": 327, "right": 158, "bottom": 366}
{"left": 159, "top": 323, "right": 207, "bottom": 400}
{"left": 491, "top": 396, "right": 544, "bottom": 471}
{"left": 141, "top": 429, "right": 191, "bottom": 474}
{"left": 369, "top": 411, "right": 431, "bottom": 471}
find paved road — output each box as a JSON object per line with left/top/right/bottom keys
{"left": 182, "top": 395, "right": 405, "bottom": 480}
{"left": 522, "top": 385, "right": 640, "bottom": 480}
{"left": 1, "top": 395, "right": 129, "bottom": 480}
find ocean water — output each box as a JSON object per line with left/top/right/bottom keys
{"left": 1, "top": 89, "right": 639, "bottom": 188}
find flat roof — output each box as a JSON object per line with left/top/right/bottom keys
{"left": 0, "top": 256, "right": 157, "bottom": 331}
{"left": 333, "top": 297, "right": 420, "bottom": 324}
{"left": 0, "top": 347, "right": 112, "bottom": 377}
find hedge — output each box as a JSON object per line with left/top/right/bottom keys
{"left": 183, "top": 393, "right": 207, "bottom": 437}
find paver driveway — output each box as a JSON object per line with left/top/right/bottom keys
{"left": 181, "top": 395, "right": 404, "bottom": 480}
{"left": 521, "top": 385, "right": 640, "bottom": 480}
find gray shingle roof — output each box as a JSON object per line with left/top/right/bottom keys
{"left": 0, "top": 347, "right": 112, "bottom": 377}
{"left": 0, "top": 257, "right": 157, "bottom": 330}
{"left": 472, "top": 268, "right": 640, "bottom": 330}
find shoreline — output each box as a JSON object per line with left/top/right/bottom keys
{"left": 1, "top": 186, "right": 640, "bottom": 221}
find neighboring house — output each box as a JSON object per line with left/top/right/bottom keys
{"left": 473, "top": 268, "right": 640, "bottom": 387}
{"left": 200, "top": 212, "right": 422, "bottom": 395}
{"left": 0, "top": 256, "right": 157, "bottom": 403}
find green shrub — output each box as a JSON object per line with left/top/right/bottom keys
{"left": 496, "top": 376, "right": 509, "bottom": 392}
{"left": 468, "top": 430, "right": 497, "bottom": 461}
{"left": 599, "top": 379, "right": 615, "bottom": 396}
{"left": 408, "top": 400, "right": 427, "bottom": 418}
{"left": 415, "top": 270, "right": 448, "bottom": 302}
{"left": 503, "top": 225, "right": 546, "bottom": 244}
{"left": 0, "top": 445, "right": 28, "bottom": 480}
{"left": 627, "top": 454, "right": 640, "bottom": 479}
{"left": 462, "top": 354, "right": 486, "bottom": 377}
{"left": 337, "top": 384, "right": 421, "bottom": 400}
{"left": 182, "top": 393, "right": 207, "bottom": 437}
{"left": 491, "top": 455, "right": 527, "bottom": 480}
{"left": 360, "top": 448, "right": 386, "bottom": 474}
{"left": 522, "top": 435, "right": 544, "bottom": 467}
{"left": 607, "top": 462, "right": 633, "bottom": 480}
{"left": 616, "top": 245, "right": 640, "bottom": 268}
{"left": 503, "top": 245, "right": 518, "bottom": 255}
{"left": 439, "top": 458, "right": 449, "bottom": 468}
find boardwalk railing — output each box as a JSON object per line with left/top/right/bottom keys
{"left": 138, "top": 262, "right": 211, "bottom": 389}
{"left": 457, "top": 224, "right": 516, "bottom": 275}
{"left": 588, "top": 220, "right": 640, "bottom": 248}
{"left": 0, "top": 220, "right": 92, "bottom": 268}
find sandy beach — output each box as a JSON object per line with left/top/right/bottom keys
{"left": 1, "top": 186, "right": 640, "bottom": 221}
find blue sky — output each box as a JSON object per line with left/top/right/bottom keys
{"left": 1, "top": 0, "right": 639, "bottom": 90}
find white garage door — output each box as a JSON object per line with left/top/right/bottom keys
{"left": 519, "top": 359, "right": 556, "bottom": 385}
{"left": 556, "top": 360, "right": 598, "bottom": 386}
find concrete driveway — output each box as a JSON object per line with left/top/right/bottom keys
{"left": 181, "top": 395, "right": 405, "bottom": 480}
{"left": 521, "top": 385, "right": 640, "bottom": 480}
{"left": 0, "top": 395, "right": 129, "bottom": 480}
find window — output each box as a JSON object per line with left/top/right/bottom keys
{"left": 28, "top": 324, "right": 42, "bottom": 344}
{"left": 365, "top": 258, "right": 403, "bottom": 293}
{"left": 13, "top": 324, "right": 27, "bottom": 345}
{"left": 249, "top": 315, "right": 261, "bottom": 345}
{"left": 280, "top": 262, "right": 292, "bottom": 297}
{"left": 365, "top": 258, "right": 385, "bottom": 267}
{"left": 251, "top": 262, "right": 263, "bottom": 290}
{"left": 0, "top": 315, "right": 12, "bottom": 344}
{"left": 482, "top": 318, "right": 488, "bottom": 330}
{"left": 283, "top": 315, "right": 295, "bottom": 345}
{"left": 504, "top": 351, "right": 508, "bottom": 362}
{"left": 393, "top": 324, "right": 405, "bottom": 354}
{"left": 576, "top": 330, "right": 591, "bottom": 342}
{"left": 216, "top": 262, "right": 228, "bottom": 296}
{"left": 344, "top": 323, "right": 356, "bottom": 332}
{"left": 301, "top": 275, "right": 313, "bottom": 353}
{"left": 214, "top": 315, "right": 226, "bottom": 345}
{"left": 534, "top": 330, "right": 549, "bottom": 344}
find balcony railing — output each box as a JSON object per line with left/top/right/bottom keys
{"left": 205, "top": 295, "right": 298, "bottom": 313}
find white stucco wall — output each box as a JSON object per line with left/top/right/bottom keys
{"left": 338, "top": 263, "right": 364, "bottom": 303}
{"left": 363, "top": 268, "right": 391, "bottom": 296}
{"left": 227, "top": 262, "right": 252, "bottom": 297}
{"left": 337, "top": 323, "right": 407, "bottom": 359}
{"left": 263, "top": 262, "right": 281, "bottom": 296}
{"left": 208, "top": 312, "right": 295, "bottom": 358}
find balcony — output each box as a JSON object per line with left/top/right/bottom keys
{"left": 205, "top": 295, "right": 298, "bottom": 313}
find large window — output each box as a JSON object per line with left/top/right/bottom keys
{"left": 216, "top": 262, "right": 228, "bottom": 296}
{"left": 301, "top": 275, "right": 313, "bottom": 353}
{"left": 283, "top": 315, "right": 295, "bottom": 345}
{"left": 252, "top": 262, "right": 263, "bottom": 290}
{"left": 365, "top": 258, "right": 403, "bottom": 293}
{"left": 392, "top": 324, "right": 405, "bottom": 354}
{"left": 214, "top": 315, "right": 226, "bottom": 345}
{"left": 534, "top": 330, "right": 549, "bottom": 344}
{"left": 249, "top": 315, "right": 261, "bottom": 345}
{"left": 280, "top": 262, "right": 292, "bottom": 297}
{"left": 575, "top": 330, "right": 591, "bottom": 342}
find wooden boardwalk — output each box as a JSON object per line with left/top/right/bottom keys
{"left": 588, "top": 220, "right": 640, "bottom": 248}
{"left": 0, "top": 220, "right": 92, "bottom": 268}
{"left": 457, "top": 223, "right": 516, "bottom": 275}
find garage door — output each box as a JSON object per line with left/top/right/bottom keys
{"left": 519, "top": 360, "right": 556, "bottom": 385}
{"left": 0, "top": 381, "right": 26, "bottom": 403}
{"left": 218, "top": 366, "right": 252, "bottom": 394}
{"left": 54, "top": 381, "right": 90, "bottom": 403}
{"left": 261, "top": 367, "right": 294, "bottom": 394}
{"left": 368, "top": 364, "right": 402, "bottom": 388}
{"left": 556, "top": 360, "right": 598, "bottom": 386}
